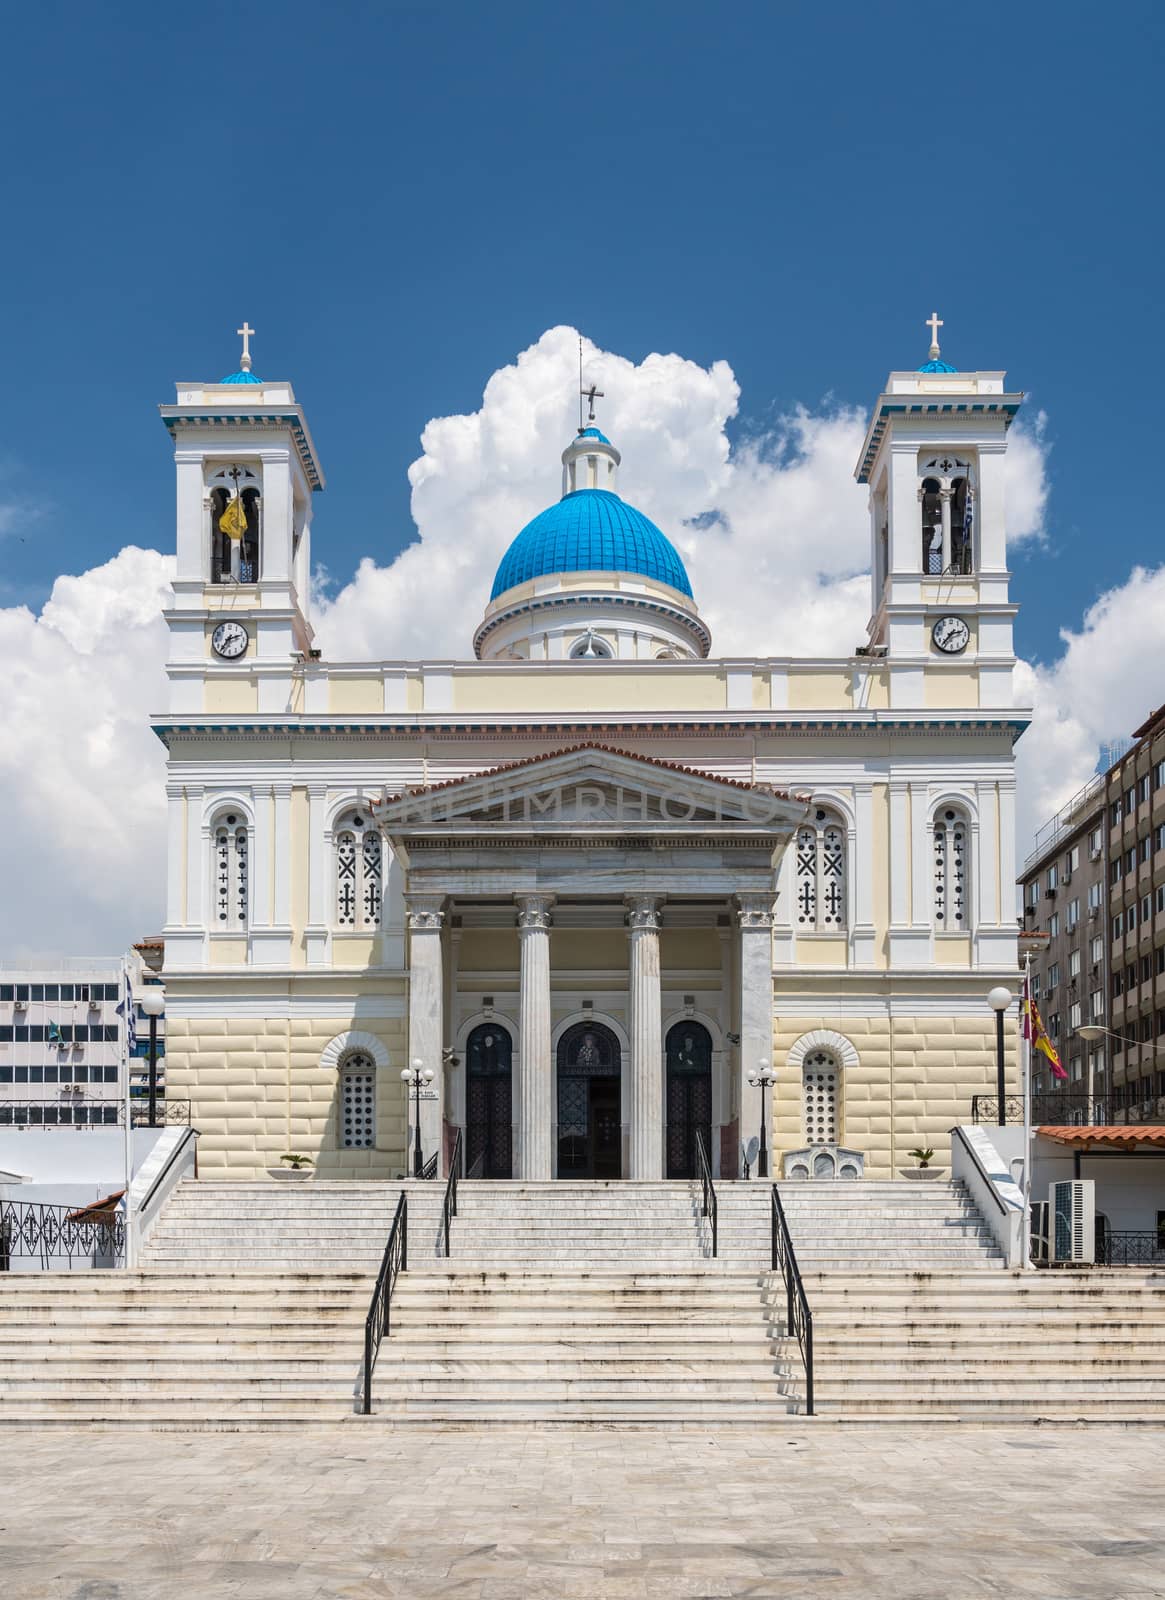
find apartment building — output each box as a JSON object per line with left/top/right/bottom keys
{"left": 1020, "top": 778, "right": 1108, "bottom": 1103}
{"left": 1105, "top": 703, "right": 1165, "bottom": 1120}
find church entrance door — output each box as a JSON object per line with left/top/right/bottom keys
{"left": 556, "top": 1021, "right": 622, "bottom": 1179}
{"left": 465, "top": 1024, "right": 513, "bottom": 1179}
{"left": 665, "top": 1022, "right": 713, "bottom": 1179}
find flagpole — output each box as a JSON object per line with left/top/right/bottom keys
{"left": 1021, "top": 951, "right": 1033, "bottom": 1273}
{"left": 121, "top": 962, "right": 136, "bottom": 1270}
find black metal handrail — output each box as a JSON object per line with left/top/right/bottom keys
{"left": 0, "top": 1197, "right": 125, "bottom": 1270}
{"left": 971, "top": 1093, "right": 1163, "bottom": 1127}
{"left": 949, "top": 1125, "right": 1009, "bottom": 1217}
{"left": 770, "top": 1185, "right": 814, "bottom": 1416}
{"left": 442, "top": 1127, "right": 463, "bottom": 1257}
{"left": 419, "top": 1149, "right": 439, "bottom": 1180}
{"left": 694, "top": 1128, "right": 717, "bottom": 1258}
{"left": 361, "top": 1191, "right": 407, "bottom": 1415}
{"left": 1098, "top": 1230, "right": 1165, "bottom": 1266}
{"left": 0, "top": 1099, "right": 192, "bottom": 1128}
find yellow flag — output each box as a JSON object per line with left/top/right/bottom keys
{"left": 219, "top": 495, "right": 247, "bottom": 540}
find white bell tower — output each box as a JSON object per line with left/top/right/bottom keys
{"left": 159, "top": 325, "right": 325, "bottom": 714}
{"left": 855, "top": 315, "right": 1023, "bottom": 709}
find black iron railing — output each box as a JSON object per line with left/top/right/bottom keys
{"left": 362, "top": 1191, "right": 407, "bottom": 1415}
{"left": 0, "top": 1198, "right": 125, "bottom": 1270}
{"left": 971, "top": 1093, "right": 1164, "bottom": 1127}
{"left": 0, "top": 1099, "right": 192, "bottom": 1128}
{"left": 694, "top": 1128, "right": 717, "bottom": 1258}
{"left": 442, "top": 1127, "right": 463, "bottom": 1257}
{"left": 770, "top": 1185, "right": 814, "bottom": 1416}
{"left": 1098, "top": 1231, "right": 1165, "bottom": 1266}
{"left": 419, "top": 1149, "right": 439, "bottom": 1181}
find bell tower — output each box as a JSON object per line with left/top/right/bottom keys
{"left": 855, "top": 315, "right": 1023, "bottom": 709}
{"left": 159, "top": 325, "right": 325, "bottom": 713}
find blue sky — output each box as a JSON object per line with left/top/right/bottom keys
{"left": 1, "top": 0, "right": 1162, "bottom": 676}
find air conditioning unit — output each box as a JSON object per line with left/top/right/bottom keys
{"left": 13, "top": 999, "right": 27, "bottom": 1011}
{"left": 1089, "top": 906, "right": 1099, "bottom": 920}
{"left": 1090, "top": 847, "right": 1102, "bottom": 861}
{"left": 1045, "top": 886, "right": 1058, "bottom": 899}
{"left": 1050, "top": 1179, "right": 1095, "bottom": 1264}
{"left": 1062, "top": 871, "right": 1072, "bottom": 885}
{"left": 1030, "top": 1200, "right": 1051, "bottom": 1264}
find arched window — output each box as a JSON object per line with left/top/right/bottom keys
{"left": 920, "top": 477, "right": 943, "bottom": 572}
{"left": 339, "top": 1050, "right": 376, "bottom": 1148}
{"left": 334, "top": 810, "right": 383, "bottom": 929}
{"left": 212, "top": 811, "right": 249, "bottom": 931}
{"left": 569, "top": 630, "right": 613, "bottom": 659}
{"left": 209, "top": 465, "right": 261, "bottom": 584}
{"left": 802, "top": 1049, "right": 839, "bottom": 1146}
{"left": 795, "top": 807, "right": 847, "bottom": 932}
{"left": 933, "top": 805, "right": 969, "bottom": 929}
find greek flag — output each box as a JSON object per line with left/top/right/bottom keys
{"left": 116, "top": 972, "right": 137, "bottom": 1055}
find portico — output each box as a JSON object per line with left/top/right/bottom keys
{"left": 376, "top": 746, "right": 807, "bottom": 1180}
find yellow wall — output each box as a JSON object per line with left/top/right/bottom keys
{"left": 787, "top": 671, "right": 853, "bottom": 710}
{"left": 924, "top": 669, "right": 980, "bottom": 709}
{"left": 204, "top": 679, "right": 258, "bottom": 714}
{"left": 329, "top": 677, "right": 384, "bottom": 713}
{"left": 451, "top": 671, "right": 729, "bottom": 713}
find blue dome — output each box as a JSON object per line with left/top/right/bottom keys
{"left": 220, "top": 368, "right": 263, "bottom": 385}
{"left": 918, "top": 357, "right": 958, "bottom": 374}
{"left": 491, "top": 489, "right": 693, "bottom": 600}
{"left": 577, "top": 426, "right": 611, "bottom": 444}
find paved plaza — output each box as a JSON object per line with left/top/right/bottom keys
{"left": 2, "top": 1426, "right": 1165, "bottom": 1599}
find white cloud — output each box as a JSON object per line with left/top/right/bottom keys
{"left": 0, "top": 327, "right": 1101, "bottom": 956}
{"left": 1014, "top": 564, "right": 1165, "bottom": 850}
{"left": 0, "top": 546, "right": 172, "bottom": 960}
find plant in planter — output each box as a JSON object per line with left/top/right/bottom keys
{"left": 268, "top": 1152, "right": 314, "bottom": 1180}
{"left": 909, "top": 1147, "right": 935, "bottom": 1170}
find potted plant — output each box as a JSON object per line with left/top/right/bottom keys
{"left": 269, "top": 1152, "right": 314, "bottom": 1181}
{"left": 899, "top": 1146, "right": 947, "bottom": 1181}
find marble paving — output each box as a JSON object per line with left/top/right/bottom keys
{"left": 2, "top": 1425, "right": 1164, "bottom": 1599}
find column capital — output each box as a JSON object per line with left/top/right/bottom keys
{"left": 735, "top": 893, "right": 775, "bottom": 930}
{"left": 625, "top": 893, "right": 664, "bottom": 932}
{"left": 406, "top": 894, "right": 446, "bottom": 932}
{"left": 515, "top": 893, "right": 555, "bottom": 932}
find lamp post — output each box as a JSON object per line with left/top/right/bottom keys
{"left": 747, "top": 1059, "right": 778, "bottom": 1179}
{"left": 987, "top": 986, "right": 1013, "bottom": 1126}
{"left": 401, "top": 1059, "right": 434, "bottom": 1177}
{"left": 138, "top": 985, "right": 165, "bottom": 1129}
{"left": 1078, "top": 1024, "right": 1164, "bottom": 1124}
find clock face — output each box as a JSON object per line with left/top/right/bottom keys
{"left": 211, "top": 620, "right": 249, "bottom": 660}
{"left": 931, "top": 615, "right": 970, "bottom": 655}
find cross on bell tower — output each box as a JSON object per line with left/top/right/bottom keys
{"left": 236, "top": 321, "right": 256, "bottom": 373}
{"left": 926, "top": 311, "right": 943, "bottom": 361}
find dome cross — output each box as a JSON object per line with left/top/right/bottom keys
{"left": 236, "top": 321, "right": 256, "bottom": 373}
{"left": 926, "top": 311, "right": 943, "bottom": 360}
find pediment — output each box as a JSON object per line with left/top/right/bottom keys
{"left": 375, "top": 745, "right": 807, "bottom": 841}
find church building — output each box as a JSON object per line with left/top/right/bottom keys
{"left": 157, "top": 321, "right": 1025, "bottom": 1182}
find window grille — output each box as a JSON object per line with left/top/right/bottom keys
{"left": 213, "top": 813, "right": 248, "bottom": 930}
{"left": 933, "top": 808, "right": 968, "bottom": 928}
{"left": 803, "top": 1050, "right": 839, "bottom": 1145}
{"left": 340, "top": 1053, "right": 376, "bottom": 1148}
{"left": 334, "top": 812, "right": 383, "bottom": 928}
{"left": 796, "top": 809, "right": 847, "bottom": 932}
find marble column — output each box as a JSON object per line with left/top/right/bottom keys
{"left": 736, "top": 893, "right": 775, "bottom": 1179}
{"left": 627, "top": 894, "right": 664, "bottom": 1180}
{"left": 406, "top": 894, "right": 446, "bottom": 1172}
{"left": 516, "top": 894, "right": 555, "bottom": 1180}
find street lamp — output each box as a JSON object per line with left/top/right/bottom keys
{"left": 1078, "top": 1023, "right": 1165, "bottom": 1122}
{"left": 747, "top": 1059, "right": 778, "bottom": 1179}
{"left": 401, "top": 1059, "right": 434, "bottom": 1177}
{"left": 138, "top": 985, "right": 165, "bottom": 1129}
{"left": 987, "top": 986, "right": 1013, "bottom": 1127}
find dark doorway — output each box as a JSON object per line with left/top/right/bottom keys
{"left": 665, "top": 1022, "right": 713, "bottom": 1179}
{"left": 556, "top": 1020, "right": 622, "bottom": 1178}
{"left": 465, "top": 1024, "right": 513, "bottom": 1178}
